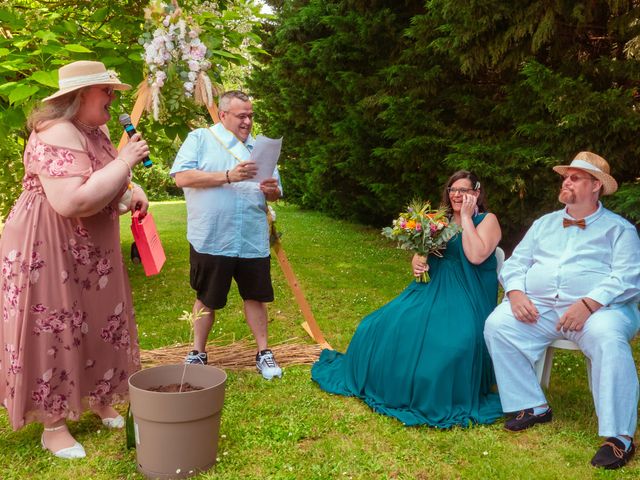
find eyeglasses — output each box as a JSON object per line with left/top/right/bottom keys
{"left": 93, "top": 86, "right": 114, "bottom": 96}
{"left": 223, "top": 111, "right": 254, "bottom": 121}
{"left": 447, "top": 187, "right": 475, "bottom": 194}
{"left": 561, "top": 174, "right": 594, "bottom": 183}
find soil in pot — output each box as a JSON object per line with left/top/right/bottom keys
{"left": 146, "top": 383, "right": 204, "bottom": 393}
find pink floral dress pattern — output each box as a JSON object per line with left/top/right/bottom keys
{"left": 0, "top": 127, "right": 140, "bottom": 429}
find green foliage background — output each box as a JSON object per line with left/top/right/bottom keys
{"left": 250, "top": 0, "right": 640, "bottom": 250}
{"left": 0, "top": 0, "right": 265, "bottom": 218}
{"left": 1, "top": 1, "right": 639, "bottom": 249}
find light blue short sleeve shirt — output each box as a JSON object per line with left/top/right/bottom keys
{"left": 170, "top": 123, "right": 282, "bottom": 258}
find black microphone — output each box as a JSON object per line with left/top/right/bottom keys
{"left": 119, "top": 114, "right": 152, "bottom": 168}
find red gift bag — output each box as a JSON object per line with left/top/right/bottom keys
{"left": 131, "top": 210, "right": 166, "bottom": 276}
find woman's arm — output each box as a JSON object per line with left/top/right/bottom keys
{"left": 457, "top": 191, "right": 501, "bottom": 264}
{"left": 460, "top": 211, "right": 502, "bottom": 265}
{"left": 38, "top": 123, "right": 149, "bottom": 217}
{"left": 128, "top": 182, "right": 150, "bottom": 215}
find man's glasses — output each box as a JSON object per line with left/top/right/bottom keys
{"left": 223, "top": 111, "right": 254, "bottom": 121}
{"left": 447, "top": 187, "right": 475, "bottom": 194}
{"left": 561, "top": 174, "right": 594, "bottom": 183}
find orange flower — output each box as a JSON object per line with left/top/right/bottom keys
{"left": 406, "top": 220, "right": 416, "bottom": 230}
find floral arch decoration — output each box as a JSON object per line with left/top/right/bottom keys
{"left": 140, "top": 0, "right": 218, "bottom": 122}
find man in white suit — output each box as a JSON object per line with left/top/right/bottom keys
{"left": 484, "top": 152, "right": 640, "bottom": 469}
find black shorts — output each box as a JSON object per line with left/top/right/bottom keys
{"left": 189, "top": 244, "right": 274, "bottom": 310}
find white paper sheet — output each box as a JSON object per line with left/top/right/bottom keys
{"left": 249, "top": 135, "right": 282, "bottom": 182}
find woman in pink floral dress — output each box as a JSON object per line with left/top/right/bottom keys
{"left": 0, "top": 61, "right": 151, "bottom": 459}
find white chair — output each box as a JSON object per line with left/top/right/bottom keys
{"left": 494, "top": 247, "right": 591, "bottom": 391}
{"left": 494, "top": 246, "right": 505, "bottom": 274}
{"left": 534, "top": 339, "right": 592, "bottom": 390}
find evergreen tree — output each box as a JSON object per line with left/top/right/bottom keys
{"left": 251, "top": 0, "right": 427, "bottom": 222}
{"left": 252, "top": 0, "right": 640, "bottom": 249}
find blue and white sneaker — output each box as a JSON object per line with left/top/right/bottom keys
{"left": 256, "top": 349, "right": 282, "bottom": 380}
{"left": 185, "top": 350, "right": 208, "bottom": 365}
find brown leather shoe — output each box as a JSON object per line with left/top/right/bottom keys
{"left": 504, "top": 408, "right": 552, "bottom": 432}
{"left": 590, "top": 437, "right": 635, "bottom": 469}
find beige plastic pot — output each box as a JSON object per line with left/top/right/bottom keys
{"left": 128, "top": 364, "right": 227, "bottom": 479}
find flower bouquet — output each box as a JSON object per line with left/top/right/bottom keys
{"left": 381, "top": 199, "right": 462, "bottom": 282}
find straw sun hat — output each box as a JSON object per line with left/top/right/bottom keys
{"left": 42, "top": 60, "right": 131, "bottom": 102}
{"left": 552, "top": 151, "right": 618, "bottom": 195}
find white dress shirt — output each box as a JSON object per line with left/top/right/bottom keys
{"left": 500, "top": 202, "right": 640, "bottom": 308}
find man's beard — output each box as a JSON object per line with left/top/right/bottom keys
{"left": 558, "top": 188, "right": 576, "bottom": 204}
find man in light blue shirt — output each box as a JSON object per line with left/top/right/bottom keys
{"left": 484, "top": 152, "right": 640, "bottom": 469}
{"left": 170, "top": 90, "right": 283, "bottom": 380}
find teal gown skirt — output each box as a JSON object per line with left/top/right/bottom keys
{"left": 311, "top": 213, "right": 503, "bottom": 427}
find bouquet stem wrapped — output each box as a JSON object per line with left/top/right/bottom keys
{"left": 381, "top": 200, "right": 462, "bottom": 283}
{"left": 414, "top": 254, "right": 429, "bottom": 283}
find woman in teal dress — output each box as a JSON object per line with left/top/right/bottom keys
{"left": 311, "top": 171, "right": 503, "bottom": 427}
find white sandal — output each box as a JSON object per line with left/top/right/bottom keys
{"left": 101, "top": 414, "right": 125, "bottom": 429}
{"left": 41, "top": 425, "right": 86, "bottom": 459}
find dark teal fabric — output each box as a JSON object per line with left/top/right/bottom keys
{"left": 311, "top": 213, "right": 503, "bottom": 427}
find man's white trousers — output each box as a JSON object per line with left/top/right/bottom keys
{"left": 484, "top": 301, "right": 639, "bottom": 437}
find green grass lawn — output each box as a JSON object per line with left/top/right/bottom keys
{"left": 1, "top": 201, "right": 638, "bottom": 479}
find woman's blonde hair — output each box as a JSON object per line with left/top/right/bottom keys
{"left": 27, "top": 89, "right": 85, "bottom": 132}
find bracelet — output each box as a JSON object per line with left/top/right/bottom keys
{"left": 581, "top": 298, "right": 594, "bottom": 314}
{"left": 225, "top": 170, "right": 231, "bottom": 184}
{"left": 116, "top": 157, "right": 132, "bottom": 179}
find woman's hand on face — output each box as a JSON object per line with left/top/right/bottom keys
{"left": 460, "top": 192, "right": 477, "bottom": 218}
{"left": 411, "top": 254, "right": 429, "bottom": 277}
{"left": 119, "top": 133, "right": 150, "bottom": 167}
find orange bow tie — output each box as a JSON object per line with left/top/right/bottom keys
{"left": 563, "top": 218, "right": 586, "bottom": 229}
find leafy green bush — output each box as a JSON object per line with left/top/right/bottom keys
{"left": 0, "top": 1, "right": 266, "bottom": 216}
{"left": 605, "top": 180, "right": 640, "bottom": 226}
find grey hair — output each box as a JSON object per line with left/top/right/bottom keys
{"left": 28, "top": 89, "right": 85, "bottom": 132}
{"left": 218, "top": 90, "right": 251, "bottom": 111}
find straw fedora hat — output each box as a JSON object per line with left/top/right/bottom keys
{"left": 42, "top": 60, "right": 131, "bottom": 102}
{"left": 552, "top": 151, "right": 618, "bottom": 195}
